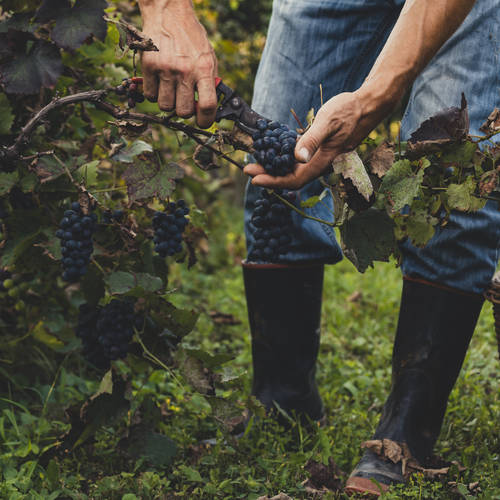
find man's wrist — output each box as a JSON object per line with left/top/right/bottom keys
{"left": 354, "top": 74, "right": 408, "bottom": 122}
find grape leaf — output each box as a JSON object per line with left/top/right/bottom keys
{"left": 409, "top": 93, "right": 469, "bottom": 143}
{"left": 368, "top": 140, "right": 394, "bottom": 178}
{"left": 0, "top": 41, "right": 62, "bottom": 95}
{"left": 112, "top": 140, "right": 153, "bottom": 163}
{"left": 332, "top": 151, "right": 373, "bottom": 201}
{"left": 123, "top": 160, "right": 184, "bottom": 203}
{"left": 379, "top": 160, "right": 425, "bottom": 211}
{"left": 394, "top": 210, "right": 438, "bottom": 248}
{"left": 300, "top": 189, "right": 327, "bottom": 209}
{"left": 121, "top": 425, "right": 177, "bottom": 467}
{"left": 0, "top": 171, "right": 18, "bottom": 195}
{"left": 105, "top": 271, "right": 163, "bottom": 294}
{"left": 340, "top": 209, "right": 396, "bottom": 273}
{"left": 0, "top": 0, "right": 39, "bottom": 13}
{"left": 441, "top": 140, "right": 477, "bottom": 167}
{"left": 37, "top": 0, "right": 107, "bottom": 50}
{"left": 446, "top": 177, "right": 487, "bottom": 212}
{"left": 480, "top": 107, "right": 500, "bottom": 134}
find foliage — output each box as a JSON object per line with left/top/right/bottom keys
{"left": 0, "top": 1, "right": 499, "bottom": 499}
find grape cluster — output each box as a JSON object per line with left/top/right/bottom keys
{"left": 152, "top": 200, "right": 189, "bottom": 257}
{"left": 0, "top": 271, "right": 29, "bottom": 312}
{"left": 76, "top": 300, "right": 142, "bottom": 369}
{"left": 56, "top": 202, "right": 96, "bottom": 282}
{"left": 115, "top": 77, "right": 145, "bottom": 108}
{"left": 249, "top": 190, "right": 294, "bottom": 262}
{"left": 252, "top": 119, "right": 298, "bottom": 177}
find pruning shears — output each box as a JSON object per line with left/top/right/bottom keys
{"left": 128, "top": 76, "right": 266, "bottom": 135}
{"left": 213, "top": 77, "right": 267, "bottom": 136}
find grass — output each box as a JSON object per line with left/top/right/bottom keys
{"left": 1, "top": 198, "right": 499, "bottom": 499}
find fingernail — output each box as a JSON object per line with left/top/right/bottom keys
{"left": 298, "top": 148, "right": 310, "bottom": 162}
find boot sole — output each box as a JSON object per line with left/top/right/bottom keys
{"left": 344, "top": 476, "right": 389, "bottom": 497}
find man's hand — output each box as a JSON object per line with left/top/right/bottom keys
{"left": 244, "top": 88, "right": 394, "bottom": 190}
{"left": 138, "top": 0, "right": 218, "bottom": 128}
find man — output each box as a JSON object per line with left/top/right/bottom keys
{"left": 138, "top": 0, "right": 500, "bottom": 495}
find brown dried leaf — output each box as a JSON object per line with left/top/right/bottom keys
{"left": 479, "top": 107, "right": 500, "bottom": 134}
{"left": 106, "top": 18, "right": 158, "bottom": 52}
{"left": 361, "top": 439, "right": 383, "bottom": 456}
{"left": 303, "top": 457, "right": 344, "bottom": 493}
{"left": 478, "top": 170, "right": 499, "bottom": 196}
{"left": 407, "top": 94, "right": 469, "bottom": 156}
{"left": 209, "top": 311, "right": 242, "bottom": 326}
{"left": 347, "top": 291, "right": 363, "bottom": 303}
{"left": 368, "top": 141, "right": 395, "bottom": 178}
{"left": 231, "top": 126, "right": 254, "bottom": 151}
{"left": 193, "top": 144, "right": 221, "bottom": 171}
{"left": 108, "top": 119, "right": 149, "bottom": 137}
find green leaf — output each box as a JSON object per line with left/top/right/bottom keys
{"left": 0, "top": 171, "right": 18, "bottom": 196}
{"left": 333, "top": 151, "right": 373, "bottom": 201}
{"left": 441, "top": 140, "right": 477, "bottom": 167}
{"left": 161, "top": 301, "right": 199, "bottom": 338}
{"left": 379, "top": 159, "right": 425, "bottom": 211}
{"left": 74, "top": 160, "right": 99, "bottom": 186}
{"left": 446, "top": 177, "right": 487, "bottom": 212}
{"left": 403, "top": 210, "right": 438, "bottom": 247}
{"left": 0, "top": 229, "right": 40, "bottom": 267}
{"left": 0, "top": 93, "right": 14, "bottom": 135}
{"left": 112, "top": 140, "right": 153, "bottom": 163}
{"left": 183, "top": 346, "right": 233, "bottom": 369}
{"left": 179, "top": 465, "right": 203, "bottom": 483}
{"left": 20, "top": 173, "right": 38, "bottom": 193}
{"left": 340, "top": 209, "right": 396, "bottom": 273}
{"left": 93, "top": 369, "right": 113, "bottom": 398}
{"left": 0, "top": 41, "right": 62, "bottom": 95}
{"left": 32, "top": 321, "right": 65, "bottom": 350}
{"left": 37, "top": 0, "right": 107, "bottom": 50}
{"left": 105, "top": 271, "right": 163, "bottom": 295}
{"left": 123, "top": 160, "right": 184, "bottom": 203}
{"left": 301, "top": 195, "right": 321, "bottom": 209}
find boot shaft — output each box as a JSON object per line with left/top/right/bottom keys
{"left": 242, "top": 262, "right": 325, "bottom": 421}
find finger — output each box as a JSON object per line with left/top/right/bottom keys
{"left": 195, "top": 76, "right": 217, "bottom": 128}
{"left": 176, "top": 79, "right": 195, "bottom": 118}
{"left": 142, "top": 66, "right": 159, "bottom": 102}
{"left": 294, "top": 113, "right": 333, "bottom": 163}
{"left": 158, "top": 76, "right": 176, "bottom": 111}
{"left": 243, "top": 163, "right": 266, "bottom": 177}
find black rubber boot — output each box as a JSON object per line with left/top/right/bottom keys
{"left": 346, "top": 278, "right": 484, "bottom": 496}
{"left": 243, "top": 262, "right": 325, "bottom": 423}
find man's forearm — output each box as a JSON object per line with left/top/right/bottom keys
{"left": 357, "top": 0, "right": 476, "bottom": 115}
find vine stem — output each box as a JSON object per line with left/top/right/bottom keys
{"left": 272, "top": 191, "right": 336, "bottom": 228}
{"left": 134, "top": 332, "right": 185, "bottom": 390}
{"left": 470, "top": 129, "right": 500, "bottom": 143}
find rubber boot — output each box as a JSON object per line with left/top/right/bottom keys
{"left": 345, "top": 278, "right": 484, "bottom": 496}
{"left": 243, "top": 262, "right": 325, "bottom": 423}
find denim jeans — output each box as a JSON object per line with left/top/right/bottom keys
{"left": 244, "top": 0, "right": 500, "bottom": 294}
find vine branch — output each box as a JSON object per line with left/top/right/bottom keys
{"left": 1, "top": 90, "right": 248, "bottom": 171}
